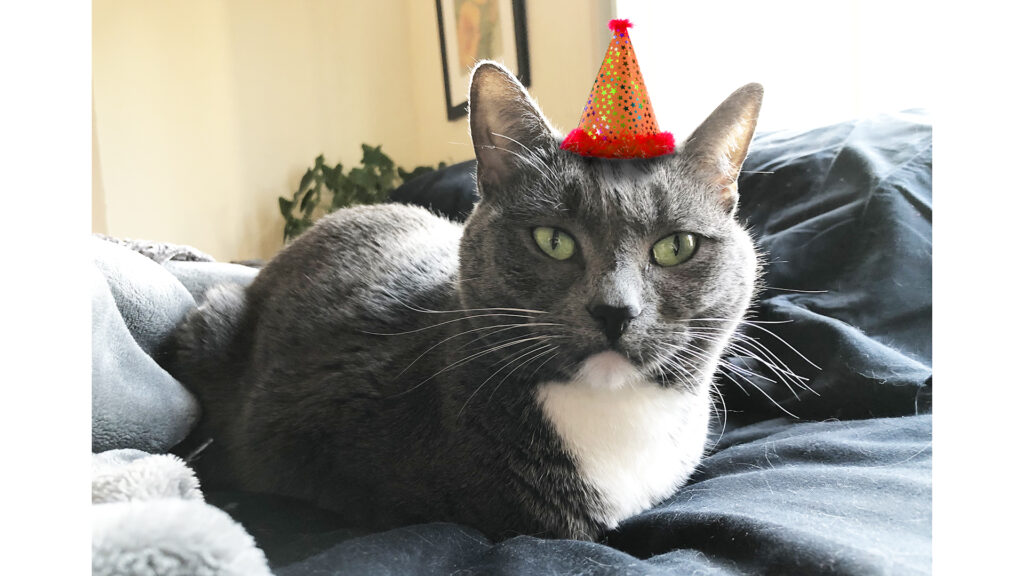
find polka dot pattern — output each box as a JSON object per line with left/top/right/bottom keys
{"left": 560, "top": 20, "right": 673, "bottom": 159}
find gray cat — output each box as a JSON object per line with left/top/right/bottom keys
{"left": 168, "top": 61, "right": 763, "bottom": 541}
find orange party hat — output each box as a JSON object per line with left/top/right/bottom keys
{"left": 561, "top": 19, "right": 674, "bottom": 159}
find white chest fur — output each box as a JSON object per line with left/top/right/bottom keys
{"left": 535, "top": 352, "right": 710, "bottom": 529}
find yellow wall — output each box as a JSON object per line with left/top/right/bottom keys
{"left": 93, "top": 0, "right": 610, "bottom": 261}
{"left": 92, "top": 98, "right": 108, "bottom": 234}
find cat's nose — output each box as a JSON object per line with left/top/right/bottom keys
{"left": 588, "top": 304, "right": 640, "bottom": 344}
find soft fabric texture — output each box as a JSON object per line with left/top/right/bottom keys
{"left": 92, "top": 449, "right": 202, "bottom": 504}
{"left": 726, "top": 109, "right": 932, "bottom": 426}
{"left": 92, "top": 240, "right": 200, "bottom": 453}
{"left": 163, "top": 261, "right": 259, "bottom": 302}
{"left": 91, "top": 111, "right": 930, "bottom": 574}
{"left": 91, "top": 237, "right": 258, "bottom": 453}
{"left": 92, "top": 450, "right": 272, "bottom": 576}
{"left": 94, "top": 233, "right": 217, "bottom": 264}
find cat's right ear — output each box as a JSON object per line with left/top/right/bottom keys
{"left": 469, "top": 61, "right": 557, "bottom": 196}
{"left": 677, "top": 83, "right": 763, "bottom": 214}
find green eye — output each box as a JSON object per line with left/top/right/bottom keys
{"left": 652, "top": 232, "right": 698, "bottom": 267}
{"left": 532, "top": 227, "right": 576, "bottom": 261}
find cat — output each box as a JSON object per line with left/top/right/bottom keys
{"left": 168, "top": 61, "right": 763, "bottom": 541}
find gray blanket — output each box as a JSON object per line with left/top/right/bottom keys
{"left": 90, "top": 236, "right": 257, "bottom": 453}
{"left": 91, "top": 236, "right": 264, "bottom": 575}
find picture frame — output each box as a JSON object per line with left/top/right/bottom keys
{"left": 435, "top": 0, "right": 530, "bottom": 121}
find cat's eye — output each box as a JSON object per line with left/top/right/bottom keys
{"left": 532, "top": 227, "right": 576, "bottom": 261}
{"left": 651, "top": 233, "right": 698, "bottom": 267}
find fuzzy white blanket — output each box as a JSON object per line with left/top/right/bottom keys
{"left": 92, "top": 449, "right": 272, "bottom": 576}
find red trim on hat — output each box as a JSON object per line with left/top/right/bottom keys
{"left": 608, "top": 19, "right": 633, "bottom": 33}
{"left": 561, "top": 129, "right": 675, "bottom": 159}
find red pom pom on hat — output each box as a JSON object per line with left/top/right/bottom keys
{"left": 608, "top": 19, "right": 633, "bottom": 33}
{"left": 561, "top": 19, "right": 674, "bottom": 159}
{"left": 562, "top": 129, "right": 673, "bottom": 159}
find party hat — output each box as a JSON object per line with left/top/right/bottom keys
{"left": 561, "top": 19, "right": 674, "bottom": 159}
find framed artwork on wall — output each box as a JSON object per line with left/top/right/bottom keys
{"left": 435, "top": 0, "right": 530, "bottom": 121}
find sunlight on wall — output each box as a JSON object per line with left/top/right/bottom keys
{"left": 93, "top": 0, "right": 611, "bottom": 261}
{"left": 615, "top": 0, "right": 935, "bottom": 134}
{"left": 93, "top": 0, "right": 420, "bottom": 261}
{"left": 94, "top": 1, "right": 926, "bottom": 261}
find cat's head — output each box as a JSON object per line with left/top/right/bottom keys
{"left": 459, "top": 61, "right": 762, "bottom": 392}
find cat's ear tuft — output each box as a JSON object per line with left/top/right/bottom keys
{"left": 678, "top": 83, "right": 763, "bottom": 213}
{"left": 469, "top": 61, "right": 557, "bottom": 195}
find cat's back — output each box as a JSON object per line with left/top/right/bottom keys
{"left": 171, "top": 202, "right": 463, "bottom": 409}
{"left": 250, "top": 203, "right": 464, "bottom": 336}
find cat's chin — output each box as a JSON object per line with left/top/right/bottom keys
{"left": 570, "top": 351, "right": 648, "bottom": 391}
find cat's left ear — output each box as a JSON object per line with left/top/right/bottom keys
{"left": 677, "top": 83, "right": 763, "bottom": 213}
{"left": 469, "top": 61, "right": 558, "bottom": 196}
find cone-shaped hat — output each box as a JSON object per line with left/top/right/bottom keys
{"left": 561, "top": 19, "right": 674, "bottom": 159}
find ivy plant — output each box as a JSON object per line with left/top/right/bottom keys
{"left": 279, "top": 144, "right": 446, "bottom": 242}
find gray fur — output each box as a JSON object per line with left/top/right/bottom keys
{"left": 168, "top": 61, "right": 763, "bottom": 541}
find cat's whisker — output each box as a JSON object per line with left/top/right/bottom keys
{"left": 685, "top": 325, "right": 808, "bottom": 378}
{"left": 379, "top": 286, "right": 548, "bottom": 315}
{"left": 724, "top": 334, "right": 817, "bottom": 396}
{"left": 672, "top": 322, "right": 816, "bottom": 395}
{"left": 682, "top": 348, "right": 803, "bottom": 418}
{"left": 649, "top": 350, "right": 668, "bottom": 384}
{"left": 486, "top": 345, "right": 559, "bottom": 404}
{"left": 681, "top": 333, "right": 786, "bottom": 384}
{"left": 525, "top": 346, "right": 561, "bottom": 382}
{"left": 681, "top": 318, "right": 822, "bottom": 371}
{"left": 459, "top": 342, "right": 553, "bottom": 417}
{"left": 397, "top": 322, "right": 563, "bottom": 378}
{"left": 686, "top": 334, "right": 808, "bottom": 403}
{"left": 664, "top": 333, "right": 799, "bottom": 411}
{"left": 486, "top": 338, "right": 557, "bottom": 368}
{"left": 387, "top": 335, "right": 550, "bottom": 399}
{"left": 663, "top": 352, "right": 704, "bottom": 391}
{"left": 655, "top": 348, "right": 705, "bottom": 392}
{"left": 725, "top": 331, "right": 812, "bottom": 382}
{"left": 713, "top": 362, "right": 751, "bottom": 396}
{"left": 455, "top": 323, "right": 565, "bottom": 352}
{"left": 715, "top": 360, "right": 799, "bottom": 419}
{"left": 674, "top": 338, "right": 777, "bottom": 385}
{"left": 360, "top": 312, "right": 536, "bottom": 337}
{"left": 464, "top": 331, "right": 566, "bottom": 357}
{"left": 722, "top": 341, "right": 803, "bottom": 400}
{"left": 762, "top": 286, "right": 829, "bottom": 294}
{"left": 706, "top": 380, "right": 729, "bottom": 452}
{"left": 684, "top": 329, "right": 815, "bottom": 397}
{"left": 646, "top": 350, "right": 671, "bottom": 384}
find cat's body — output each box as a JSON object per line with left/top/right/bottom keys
{"left": 170, "top": 62, "right": 763, "bottom": 541}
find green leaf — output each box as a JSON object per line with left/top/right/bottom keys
{"left": 300, "top": 187, "right": 316, "bottom": 213}
{"left": 283, "top": 219, "right": 299, "bottom": 243}
{"left": 348, "top": 167, "right": 373, "bottom": 192}
{"left": 279, "top": 197, "right": 294, "bottom": 217}
{"left": 361, "top": 144, "right": 393, "bottom": 171}
{"left": 333, "top": 176, "right": 355, "bottom": 208}
{"left": 299, "top": 168, "right": 314, "bottom": 193}
{"left": 282, "top": 146, "right": 442, "bottom": 239}
{"left": 327, "top": 163, "right": 344, "bottom": 191}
